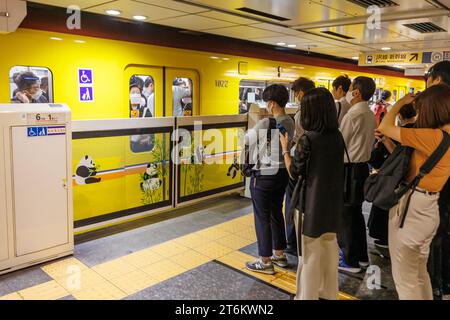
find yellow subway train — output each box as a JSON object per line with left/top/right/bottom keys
{"left": 0, "top": 16, "right": 426, "bottom": 233}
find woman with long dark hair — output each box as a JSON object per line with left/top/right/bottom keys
{"left": 280, "top": 87, "right": 344, "bottom": 300}
{"left": 378, "top": 84, "right": 450, "bottom": 300}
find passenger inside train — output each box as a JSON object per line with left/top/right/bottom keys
{"left": 0, "top": 0, "right": 449, "bottom": 308}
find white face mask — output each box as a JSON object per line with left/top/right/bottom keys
{"left": 346, "top": 90, "right": 355, "bottom": 105}
{"left": 143, "top": 88, "right": 153, "bottom": 98}
{"left": 130, "top": 93, "right": 141, "bottom": 105}
{"left": 31, "top": 89, "right": 43, "bottom": 100}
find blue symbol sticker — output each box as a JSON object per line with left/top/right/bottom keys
{"left": 79, "top": 87, "right": 94, "bottom": 102}
{"left": 27, "top": 127, "right": 47, "bottom": 137}
{"left": 78, "top": 69, "right": 93, "bottom": 85}
{"left": 27, "top": 127, "right": 37, "bottom": 137}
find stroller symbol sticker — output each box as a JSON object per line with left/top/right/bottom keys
{"left": 79, "top": 87, "right": 94, "bottom": 102}
{"left": 78, "top": 68, "right": 94, "bottom": 102}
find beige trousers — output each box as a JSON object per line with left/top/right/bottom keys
{"left": 389, "top": 190, "right": 440, "bottom": 300}
{"left": 294, "top": 211, "right": 339, "bottom": 300}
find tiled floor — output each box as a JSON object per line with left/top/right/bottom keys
{"left": 0, "top": 196, "right": 447, "bottom": 301}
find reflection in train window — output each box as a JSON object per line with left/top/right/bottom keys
{"left": 9, "top": 66, "right": 53, "bottom": 103}
{"left": 129, "top": 75, "right": 155, "bottom": 153}
{"left": 238, "top": 80, "right": 293, "bottom": 114}
{"left": 172, "top": 78, "right": 192, "bottom": 117}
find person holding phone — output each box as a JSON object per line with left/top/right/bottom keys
{"left": 280, "top": 88, "right": 344, "bottom": 300}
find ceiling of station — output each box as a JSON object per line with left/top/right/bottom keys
{"left": 29, "top": 0, "right": 450, "bottom": 66}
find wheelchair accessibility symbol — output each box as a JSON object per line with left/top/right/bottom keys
{"left": 78, "top": 69, "right": 93, "bottom": 85}
{"left": 27, "top": 127, "right": 48, "bottom": 137}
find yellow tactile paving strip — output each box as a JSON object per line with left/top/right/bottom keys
{"left": 0, "top": 213, "right": 356, "bottom": 300}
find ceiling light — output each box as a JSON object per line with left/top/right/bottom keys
{"left": 287, "top": 44, "right": 297, "bottom": 48}
{"left": 133, "top": 15, "right": 147, "bottom": 21}
{"left": 106, "top": 9, "right": 121, "bottom": 16}
{"left": 210, "top": 56, "right": 219, "bottom": 59}
{"left": 381, "top": 47, "right": 391, "bottom": 51}
{"left": 74, "top": 40, "right": 86, "bottom": 44}
{"left": 50, "top": 37, "right": 62, "bottom": 41}
{"left": 276, "top": 42, "right": 286, "bottom": 46}
{"left": 222, "top": 58, "right": 230, "bottom": 61}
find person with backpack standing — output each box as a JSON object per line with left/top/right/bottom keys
{"left": 245, "top": 84, "right": 295, "bottom": 275}
{"left": 378, "top": 84, "right": 450, "bottom": 300}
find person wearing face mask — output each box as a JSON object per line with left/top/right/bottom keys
{"left": 11, "top": 72, "right": 48, "bottom": 104}
{"left": 129, "top": 84, "right": 144, "bottom": 118}
{"left": 424, "top": 60, "right": 450, "bottom": 300}
{"left": 129, "top": 83, "right": 154, "bottom": 152}
{"left": 244, "top": 84, "right": 295, "bottom": 275}
{"left": 283, "top": 78, "right": 315, "bottom": 257}
{"left": 143, "top": 77, "right": 155, "bottom": 117}
{"left": 338, "top": 76, "right": 377, "bottom": 274}
{"left": 291, "top": 78, "right": 316, "bottom": 144}
{"left": 331, "top": 75, "right": 352, "bottom": 126}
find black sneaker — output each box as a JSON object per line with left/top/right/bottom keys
{"left": 271, "top": 254, "right": 288, "bottom": 268}
{"left": 245, "top": 258, "right": 275, "bottom": 275}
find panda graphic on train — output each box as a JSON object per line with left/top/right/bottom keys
{"left": 75, "top": 155, "right": 101, "bottom": 185}
{"left": 140, "top": 163, "right": 162, "bottom": 192}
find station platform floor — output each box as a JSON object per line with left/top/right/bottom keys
{"left": 0, "top": 195, "right": 448, "bottom": 301}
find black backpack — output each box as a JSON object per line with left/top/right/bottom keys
{"left": 241, "top": 118, "right": 277, "bottom": 178}
{"left": 365, "top": 130, "right": 450, "bottom": 228}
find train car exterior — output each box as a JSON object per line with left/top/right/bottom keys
{"left": 0, "top": 7, "right": 426, "bottom": 233}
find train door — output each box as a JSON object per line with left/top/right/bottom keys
{"left": 125, "top": 66, "right": 164, "bottom": 118}
{"left": 165, "top": 68, "right": 199, "bottom": 117}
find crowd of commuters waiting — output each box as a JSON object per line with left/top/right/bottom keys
{"left": 244, "top": 61, "right": 450, "bottom": 300}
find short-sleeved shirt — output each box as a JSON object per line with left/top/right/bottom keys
{"left": 245, "top": 114, "right": 295, "bottom": 173}
{"left": 401, "top": 128, "right": 450, "bottom": 192}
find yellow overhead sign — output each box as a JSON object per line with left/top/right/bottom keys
{"left": 359, "top": 52, "right": 423, "bottom": 66}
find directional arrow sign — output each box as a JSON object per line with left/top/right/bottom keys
{"left": 409, "top": 53, "right": 419, "bottom": 62}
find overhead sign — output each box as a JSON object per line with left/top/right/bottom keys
{"left": 78, "top": 68, "right": 94, "bottom": 102}
{"left": 359, "top": 51, "right": 450, "bottom": 66}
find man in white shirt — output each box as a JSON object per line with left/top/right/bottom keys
{"left": 143, "top": 77, "right": 155, "bottom": 117}
{"left": 331, "top": 75, "right": 352, "bottom": 125}
{"left": 338, "top": 76, "right": 377, "bottom": 274}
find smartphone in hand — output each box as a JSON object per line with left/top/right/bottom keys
{"left": 277, "top": 124, "right": 287, "bottom": 136}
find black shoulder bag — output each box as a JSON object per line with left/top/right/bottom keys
{"left": 365, "top": 130, "right": 450, "bottom": 228}
{"left": 286, "top": 134, "right": 311, "bottom": 226}
{"left": 241, "top": 118, "right": 277, "bottom": 178}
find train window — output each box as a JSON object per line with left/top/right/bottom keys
{"left": 129, "top": 75, "right": 155, "bottom": 153}
{"left": 238, "top": 80, "right": 292, "bottom": 114}
{"left": 129, "top": 75, "right": 155, "bottom": 118}
{"left": 172, "top": 78, "right": 193, "bottom": 117}
{"left": 9, "top": 66, "right": 53, "bottom": 103}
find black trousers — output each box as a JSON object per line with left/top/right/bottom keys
{"left": 284, "top": 189, "right": 298, "bottom": 252}
{"left": 368, "top": 205, "right": 389, "bottom": 245}
{"left": 428, "top": 209, "right": 450, "bottom": 294}
{"left": 338, "top": 163, "right": 370, "bottom": 267}
{"left": 250, "top": 170, "right": 289, "bottom": 258}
